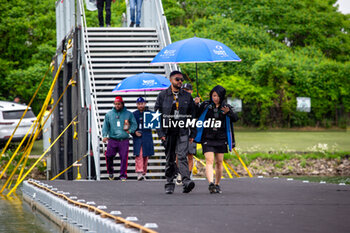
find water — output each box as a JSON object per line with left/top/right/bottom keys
{"left": 0, "top": 181, "right": 57, "bottom": 233}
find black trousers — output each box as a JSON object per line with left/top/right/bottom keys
{"left": 165, "top": 134, "right": 191, "bottom": 184}
{"left": 97, "top": 0, "right": 112, "bottom": 26}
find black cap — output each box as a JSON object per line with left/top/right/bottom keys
{"left": 182, "top": 83, "right": 193, "bottom": 90}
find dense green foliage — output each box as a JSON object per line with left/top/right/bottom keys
{"left": 0, "top": 0, "right": 349, "bottom": 127}
{"left": 164, "top": 0, "right": 350, "bottom": 128}
{"left": 0, "top": 0, "right": 125, "bottom": 114}
{"left": 0, "top": 0, "right": 56, "bottom": 113}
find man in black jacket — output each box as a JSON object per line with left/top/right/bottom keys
{"left": 155, "top": 71, "right": 196, "bottom": 194}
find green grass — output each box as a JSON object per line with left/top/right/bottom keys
{"left": 30, "top": 140, "right": 43, "bottom": 155}
{"left": 234, "top": 131, "right": 350, "bottom": 152}
{"left": 195, "top": 151, "right": 349, "bottom": 166}
{"left": 292, "top": 176, "right": 350, "bottom": 185}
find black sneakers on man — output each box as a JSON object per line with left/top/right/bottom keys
{"left": 165, "top": 183, "right": 175, "bottom": 194}
{"left": 183, "top": 180, "right": 195, "bottom": 193}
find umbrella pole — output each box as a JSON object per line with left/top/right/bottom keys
{"left": 196, "top": 63, "right": 199, "bottom": 97}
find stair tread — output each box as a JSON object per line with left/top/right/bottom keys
{"left": 91, "top": 58, "right": 153, "bottom": 62}
{"left": 89, "top": 52, "right": 159, "bottom": 56}
{"left": 87, "top": 27, "right": 156, "bottom": 31}
{"left": 92, "top": 63, "right": 155, "bottom": 67}
{"left": 87, "top": 42, "right": 160, "bottom": 47}
{"left": 88, "top": 37, "right": 158, "bottom": 41}
{"left": 87, "top": 32, "right": 158, "bottom": 36}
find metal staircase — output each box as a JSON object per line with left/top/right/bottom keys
{"left": 47, "top": 0, "right": 177, "bottom": 180}
{"left": 86, "top": 27, "right": 167, "bottom": 179}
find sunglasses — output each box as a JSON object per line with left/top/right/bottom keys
{"left": 175, "top": 77, "right": 184, "bottom": 82}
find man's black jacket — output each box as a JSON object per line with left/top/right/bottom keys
{"left": 154, "top": 86, "right": 196, "bottom": 139}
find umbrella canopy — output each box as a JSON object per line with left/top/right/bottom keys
{"left": 151, "top": 37, "right": 241, "bottom": 96}
{"left": 112, "top": 73, "right": 171, "bottom": 92}
{"left": 151, "top": 37, "right": 241, "bottom": 64}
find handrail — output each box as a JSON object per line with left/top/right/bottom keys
{"left": 153, "top": 0, "right": 178, "bottom": 74}
{"left": 77, "top": 0, "right": 104, "bottom": 180}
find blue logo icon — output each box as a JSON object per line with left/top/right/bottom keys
{"left": 143, "top": 110, "right": 161, "bottom": 129}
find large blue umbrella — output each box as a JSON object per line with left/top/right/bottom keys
{"left": 112, "top": 73, "right": 171, "bottom": 92}
{"left": 151, "top": 37, "right": 241, "bottom": 95}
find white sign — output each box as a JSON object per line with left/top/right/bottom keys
{"left": 227, "top": 97, "right": 242, "bottom": 112}
{"left": 297, "top": 97, "right": 311, "bottom": 112}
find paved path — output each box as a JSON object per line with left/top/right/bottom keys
{"left": 42, "top": 178, "right": 350, "bottom": 233}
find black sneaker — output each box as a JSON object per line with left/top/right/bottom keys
{"left": 183, "top": 180, "right": 195, "bottom": 193}
{"left": 208, "top": 182, "right": 216, "bottom": 194}
{"left": 108, "top": 174, "right": 114, "bottom": 180}
{"left": 165, "top": 183, "right": 175, "bottom": 194}
{"left": 215, "top": 184, "right": 222, "bottom": 194}
{"left": 129, "top": 22, "right": 135, "bottom": 27}
{"left": 136, "top": 24, "right": 140, "bottom": 27}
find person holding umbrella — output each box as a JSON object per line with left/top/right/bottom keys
{"left": 132, "top": 97, "right": 154, "bottom": 180}
{"left": 102, "top": 96, "right": 137, "bottom": 181}
{"left": 155, "top": 71, "right": 196, "bottom": 194}
{"left": 195, "top": 85, "right": 239, "bottom": 194}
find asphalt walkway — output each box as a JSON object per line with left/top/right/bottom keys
{"left": 42, "top": 178, "right": 350, "bottom": 233}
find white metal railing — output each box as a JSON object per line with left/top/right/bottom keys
{"left": 77, "top": 0, "right": 104, "bottom": 180}
{"left": 125, "top": 0, "right": 177, "bottom": 76}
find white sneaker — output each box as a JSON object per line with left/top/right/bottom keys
{"left": 176, "top": 173, "right": 182, "bottom": 185}
{"left": 142, "top": 175, "right": 147, "bottom": 180}
{"left": 137, "top": 173, "right": 144, "bottom": 181}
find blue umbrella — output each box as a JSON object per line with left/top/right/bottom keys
{"left": 151, "top": 37, "right": 241, "bottom": 95}
{"left": 112, "top": 73, "right": 171, "bottom": 92}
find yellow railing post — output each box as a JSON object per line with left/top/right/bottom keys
{"left": 233, "top": 148, "right": 253, "bottom": 177}
{"left": 7, "top": 116, "right": 77, "bottom": 196}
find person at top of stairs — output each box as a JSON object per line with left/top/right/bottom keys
{"left": 129, "top": 0, "right": 143, "bottom": 27}
{"left": 132, "top": 97, "right": 154, "bottom": 181}
{"left": 97, "top": 0, "right": 116, "bottom": 27}
{"left": 102, "top": 96, "right": 137, "bottom": 181}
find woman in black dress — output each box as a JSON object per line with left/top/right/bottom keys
{"left": 195, "top": 85, "right": 239, "bottom": 193}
